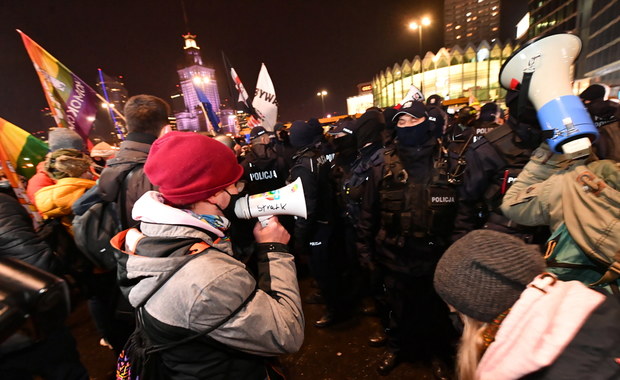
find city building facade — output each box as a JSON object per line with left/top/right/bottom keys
{"left": 444, "top": 0, "right": 501, "bottom": 46}
{"left": 174, "top": 33, "right": 221, "bottom": 132}
{"left": 372, "top": 40, "right": 516, "bottom": 109}
{"left": 347, "top": 82, "right": 374, "bottom": 115}
{"left": 525, "top": 0, "right": 619, "bottom": 93}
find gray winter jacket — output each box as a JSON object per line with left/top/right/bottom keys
{"left": 113, "top": 191, "right": 304, "bottom": 374}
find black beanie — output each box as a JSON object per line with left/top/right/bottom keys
{"left": 580, "top": 83, "right": 607, "bottom": 102}
{"left": 307, "top": 118, "right": 322, "bottom": 130}
{"left": 289, "top": 120, "right": 323, "bottom": 148}
{"left": 354, "top": 110, "right": 385, "bottom": 148}
{"left": 434, "top": 230, "right": 545, "bottom": 323}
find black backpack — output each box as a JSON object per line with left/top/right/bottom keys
{"left": 72, "top": 166, "right": 141, "bottom": 271}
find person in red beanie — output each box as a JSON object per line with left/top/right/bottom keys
{"left": 112, "top": 131, "right": 304, "bottom": 379}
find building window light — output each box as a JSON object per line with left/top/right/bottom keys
{"left": 456, "top": 35, "right": 461, "bottom": 39}
{"left": 455, "top": 25, "right": 461, "bottom": 29}
{"left": 466, "top": 12, "right": 472, "bottom": 17}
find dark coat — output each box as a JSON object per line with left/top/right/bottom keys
{"left": 0, "top": 193, "right": 59, "bottom": 273}
{"left": 98, "top": 133, "right": 157, "bottom": 225}
{"left": 241, "top": 144, "right": 289, "bottom": 195}
{"left": 358, "top": 139, "right": 447, "bottom": 275}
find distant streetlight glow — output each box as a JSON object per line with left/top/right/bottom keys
{"left": 408, "top": 16, "right": 432, "bottom": 55}
{"left": 316, "top": 90, "right": 328, "bottom": 116}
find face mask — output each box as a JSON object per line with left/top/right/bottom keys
{"left": 332, "top": 134, "right": 356, "bottom": 153}
{"left": 215, "top": 190, "right": 244, "bottom": 222}
{"left": 395, "top": 120, "right": 431, "bottom": 147}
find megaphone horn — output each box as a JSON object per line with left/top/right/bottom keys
{"left": 499, "top": 33, "right": 598, "bottom": 154}
{"left": 234, "top": 177, "right": 307, "bottom": 226}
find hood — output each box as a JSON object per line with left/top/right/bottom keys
{"left": 477, "top": 275, "right": 606, "bottom": 380}
{"left": 132, "top": 191, "right": 226, "bottom": 239}
{"left": 34, "top": 177, "right": 96, "bottom": 218}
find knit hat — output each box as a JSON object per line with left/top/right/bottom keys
{"left": 144, "top": 131, "right": 243, "bottom": 205}
{"left": 434, "top": 230, "right": 545, "bottom": 323}
{"left": 48, "top": 128, "right": 84, "bottom": 152}
{"left": 354, "top": 109, "right": 385, "bottom": 148}
{"left": 426, "top": 94, "right": 444, "bottom": 107}
{"left": 579, "top": 83, "right": 609, "bottom": 102}
{"left": 90, "top": 142, "right": 117, "bottom": 158}
{"left": 392, "top": 101, "right": 427, "bottom": 121}
{"left": 307, "top": 118, "right": 322, "bottom": 130}
{"left": 289, "top": 120, "right": 323, "bottom": 148}
{"left": 479, "top": 102, "right": 502, "bottom": 122}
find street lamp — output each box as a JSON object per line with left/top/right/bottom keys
{"left": 408, "top": 16, "right": 431, "bottom": 55}
{"left": 316, "top": 90, "right": 328, "bottom": 117}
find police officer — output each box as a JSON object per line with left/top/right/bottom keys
{"left": 451, "top": 89, "right": 547, "bottom": 243}
{"left": 313, "top": 118, "right": 360, "bottom": 327}
{"left": 241, "top": 126, "right": 289, "bottom": 195}
{"left": 272, "top": 122, "right": 297, "bottom": 167}
{"left": 345, "top": 110, "right": 390, "bottom": 345}
{"left": 580, "top": 83, "right": 620, "bottom": 161}
{"left": 358, "top": 101, "right": 456, "bottom": 376}
{"left": 287, "top": 120, "right": 335, "bottom": 300}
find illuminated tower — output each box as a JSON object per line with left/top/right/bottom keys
{"left": 444, "top": 0, "right": 501, "bottom": 46}
{"left": 174, "top": 33, "right": 221, "bottom": 132}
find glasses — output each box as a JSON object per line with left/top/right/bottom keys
{"left": 235, "top": 181, "right": 246, "bottom": 193}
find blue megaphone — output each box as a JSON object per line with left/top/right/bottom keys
{"left": 499, "top": 33, "right": 598, "bottom": 154}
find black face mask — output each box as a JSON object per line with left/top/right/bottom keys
{"left": 332, "top": 134, "right": 356, "bottom": 153}
{"left": 216, "top": 190, "right": 244, "bottom": 222}
{"left": 395, "top": 120, "right": 431, "bottom": 147}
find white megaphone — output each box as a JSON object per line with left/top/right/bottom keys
{"left": 499, "top": 33, "right": 598, "bottom": 154}
{"left": 234, "top": 177, "right": 307, "bottom": 226}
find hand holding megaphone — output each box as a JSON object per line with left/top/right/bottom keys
{"left": 499, "top": 33, "right": 598, "bottom": 155}
{"left": 234, "top": 178, "right": 307, "bottom": 226}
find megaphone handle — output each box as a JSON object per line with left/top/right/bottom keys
{"left": 258, "top": 215, "right": 273, "bottom": 227}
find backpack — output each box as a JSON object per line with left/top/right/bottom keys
{"left": 116, "top": 243, "right": 257, "bottom": 380}
{"left": 72, "top": 165, "right": 141, "bottom": 271}
{"left": 544, "top": 223, "right": 620, "bottom": 297}
{"left": 36, "top": 217, "right": 93, "bottom": 289}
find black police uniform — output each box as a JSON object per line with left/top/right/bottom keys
{"left": 358, "top": 135, "right": 456, "bottom": 366}
{"left": 241, "top": 143, "right": 289, "bottom": 195}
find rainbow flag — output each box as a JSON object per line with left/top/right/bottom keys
{"left": 0, "top": 118, "right": 46, "bottom": 226}
{"left": 0, "top": 118, "right": 48, "bottom": 179}
{"left": 18, "top": 30, "right": 98, "bottom": 142}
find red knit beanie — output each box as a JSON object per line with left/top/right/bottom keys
{"left": 145, "top": 131, "right": 243, "bottom": 205}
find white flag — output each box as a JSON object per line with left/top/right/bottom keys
{"left": 231, "top": 67, "right": 250, "bottom": 107}
{"left": 251, "top": 63, "right": 278, "bottom": 131}
{"left": 395, "top": 85, "right": 425, "bottom": 109}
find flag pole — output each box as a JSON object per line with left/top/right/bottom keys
{"left": 97, "top": 68, "right": 126, "bottom": 140}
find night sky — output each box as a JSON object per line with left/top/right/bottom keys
{"left": 0, "top": 1, "right": 525, "bottom": 134}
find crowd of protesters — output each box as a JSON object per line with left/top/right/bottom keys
{"left": 0, "top": 81, "right": 618, "bottom": 380}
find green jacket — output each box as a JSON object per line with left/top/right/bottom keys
{"left": 501, "top": 145, "right": 620, "bottom": 286}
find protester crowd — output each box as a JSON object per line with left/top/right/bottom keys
{"left": 0, "top": 81, "right": 618, "bottom": 380}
